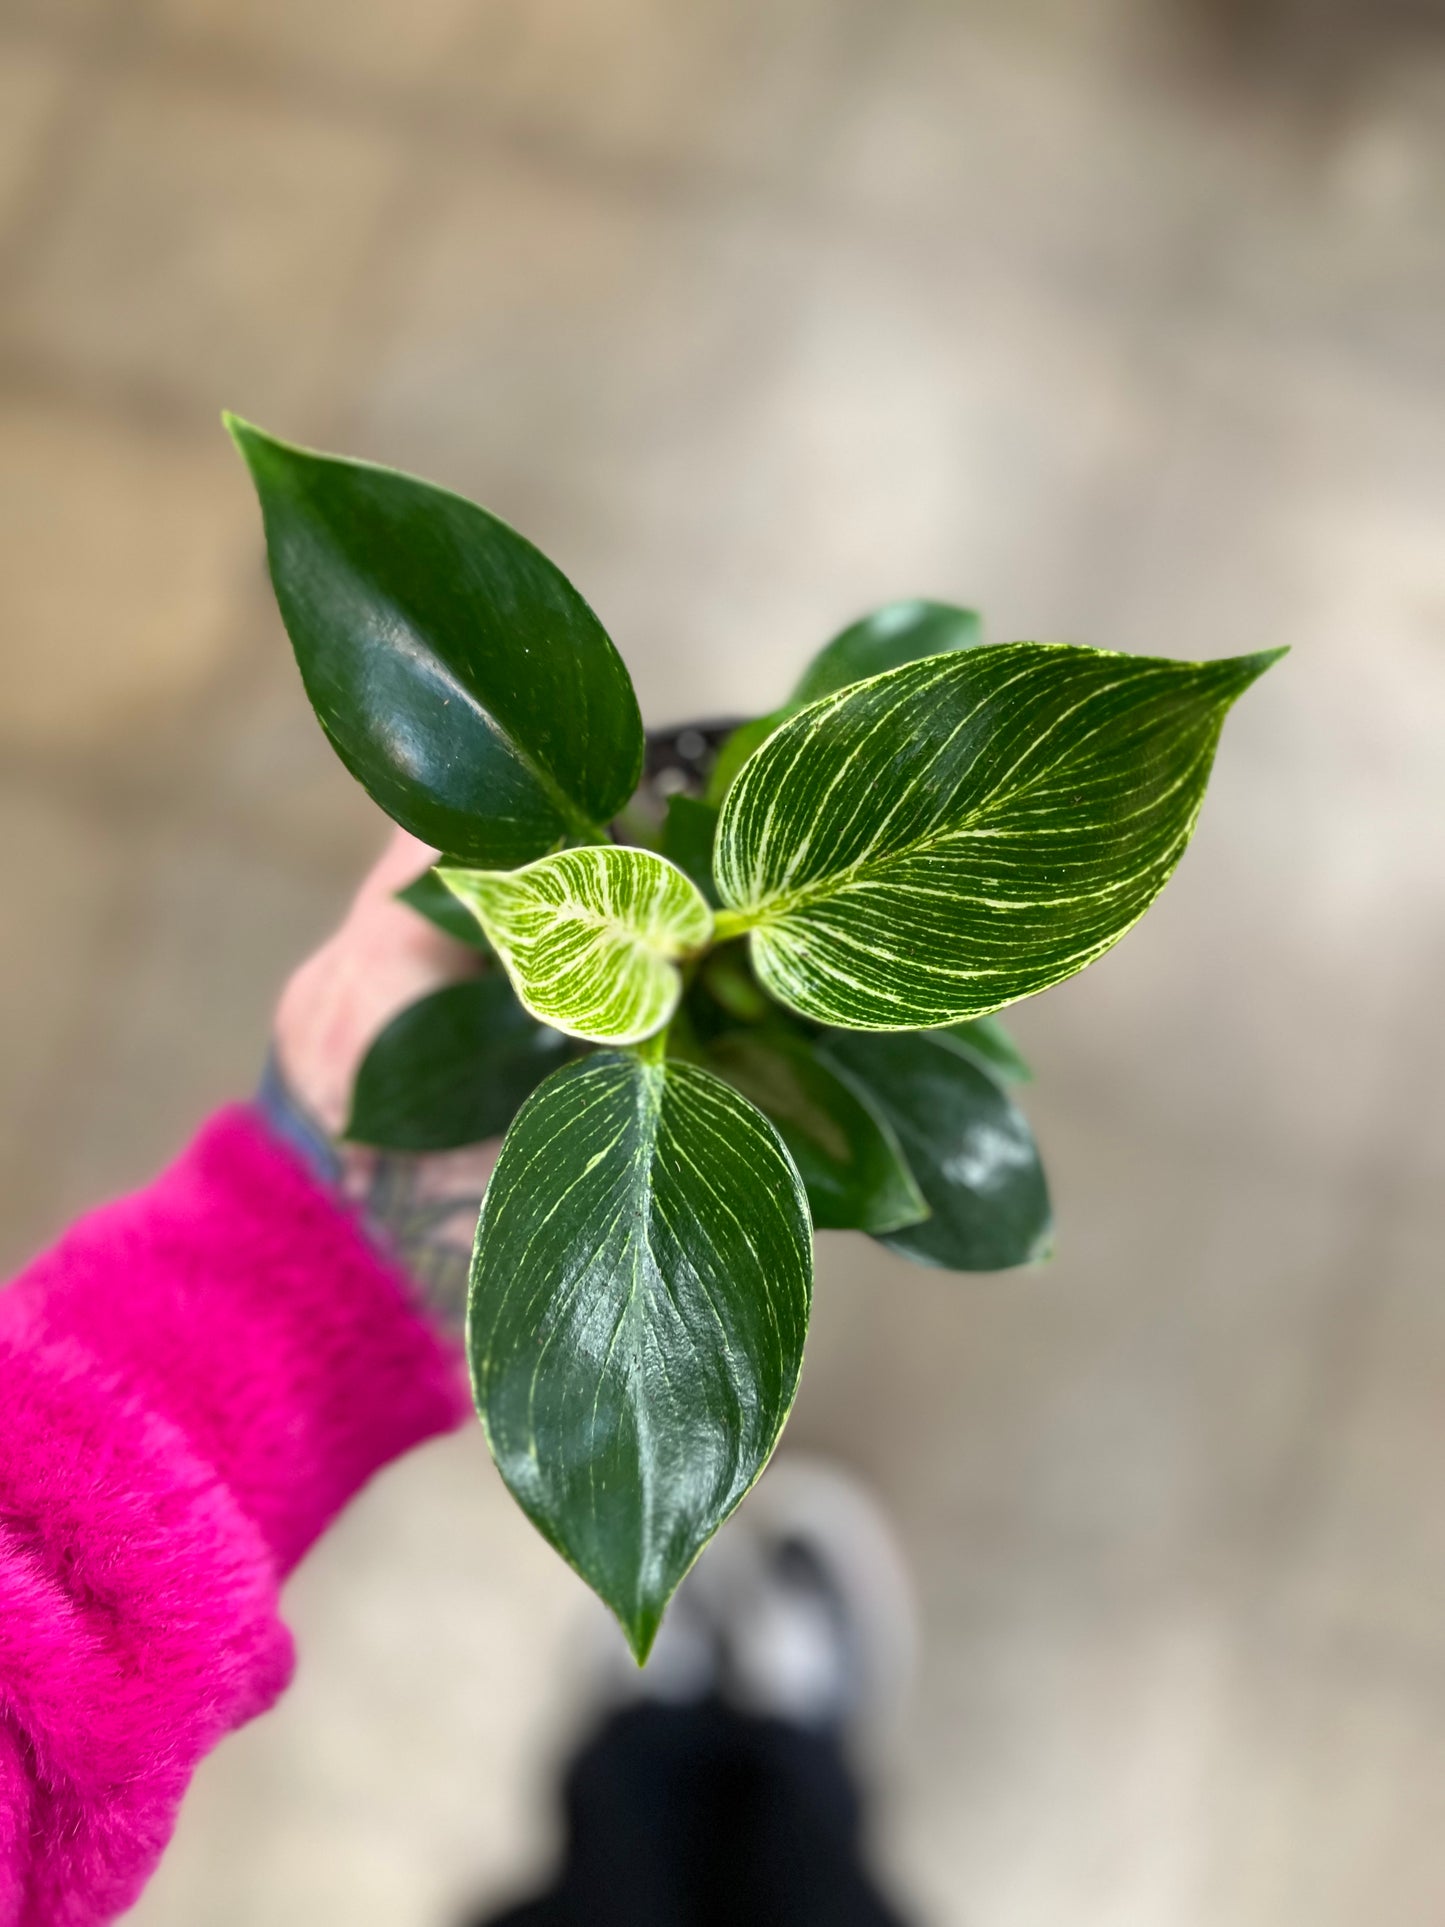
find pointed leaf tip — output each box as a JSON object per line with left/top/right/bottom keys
{"left": 625, "top": 1611, "right": 664, "bottom": 1666}
{"left": 225, "top": 423, "right": 644, "bottom": 866}
{"left": 716, "top": 642, "right": 1273, "bottom": 1030}
{"left": 720, "top": 643, "right": 1271, "bottom": 1040}
{"left": 221, "top": 409, "right": 263, "bottom": 455}
{"left": 470, "top": 1053, "right": 812, "bottom": 1656}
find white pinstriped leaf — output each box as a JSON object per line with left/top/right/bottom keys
{"left": 439, "top": 847, "right": 712, "bottom": 1046}
{"left": 714, "top": 641, "right": 1284, "bottom": 1030}
{"left": 469, "top": 1052, "right": 812, "bottom": 1659}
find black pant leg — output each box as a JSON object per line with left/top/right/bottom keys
{"left": 475, "top": 1699, "right": 910, "bottom": 1927}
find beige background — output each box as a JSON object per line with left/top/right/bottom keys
{"left": 2, "top": 0, "right": 1444, "bottom": 1921}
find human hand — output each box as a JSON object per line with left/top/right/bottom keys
{"left": 274, "top": 828, "right": 475, "bottom": 1132}
{"left": 266, "top": 828, "right": 499, "bottom": 1327}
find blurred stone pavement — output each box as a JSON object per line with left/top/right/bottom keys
{"left": 1, "top": 0, "right": 1444, "bottom": 1921}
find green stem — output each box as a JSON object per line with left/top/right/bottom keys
{"left": 630, "top": 1026, "right": 669, "bottom": 1067}
{"left": 711, "top": 908, "right": 756, "bottom": 943}
{"left": 563, "top": 819, "right": 614, "bottom": 850}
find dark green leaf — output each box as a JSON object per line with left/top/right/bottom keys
{"left": 396, "top": 865, "right": 492, "bottom": 951}
{"left": 690, "top": 945, "right": 774, "bottom": 1033}
{"left": 346, "top": 977, "right": 571, "bottom": 1151}
{"left": 790, "top": 599, "right": 982, "bottom": 707}
{"left": 470, "top": 1052, "right": 811, "bottom": 1659}
{"left": 715, "top": 643, "right": 1285, "bottom": 1029}
{"left": 226, "top": 417, "right": 644, "bottom": 865}
{"left": 704, "top": 712, "right": 784, "bottom": 807}
{"left": 703, "top": 1029, "right": 927, "bottom": 1234}
{"left": 661, "top": 794, "right": 721, "bottom": 905}
{"left": 704, "top": 601, "right": 981, "bottom": 806}
{"left": 823, "top": 1031, "right": 1051, "bottom": 1271}
{"left": 942, "top": 1014, "right": 1032, "bottom": 1084}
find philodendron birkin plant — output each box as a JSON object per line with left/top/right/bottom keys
{"left": 228, "top": 415, "right": 1283, "bottom": 1661}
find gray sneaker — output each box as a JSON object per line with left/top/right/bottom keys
{"left": 587, "top": 1457, "right": 916, "bottom": 1756}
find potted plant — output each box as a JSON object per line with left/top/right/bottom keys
{"left": 229, "top": 416, "right": 1282, "bottom": 1660}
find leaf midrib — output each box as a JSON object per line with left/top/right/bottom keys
{"left": 362, "top": 588, "right": 608, "bottom": 845}
{"left": 741, "top": 691, "right": 1223, "bottom": 930}
{"left": 539, "top": 897, "right": 693, "bottom": 962}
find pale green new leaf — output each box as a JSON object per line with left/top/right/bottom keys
{"left": 440, "top": 846, "right": 712, "bottom": 1045}
{"left": 714, "top": 642, "right": 1284, "bottom": 1029}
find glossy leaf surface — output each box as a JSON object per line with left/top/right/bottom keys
{"left": 790, "top": 598, "right": 982, "bottom": 708}
{"left": 470, "top": 1052, "right": 811, "bottom": 1657}
{"left": 703, "top": 1029, "right": 926, "bottom": 1234}
{"left": 824, "top": 1031, "right": 1051, "bottom": 1270}
{"left": 440, "top": 847, "right": 712, "bottom": 1045}
{"left": 705, "top": 600, "right": 979, "bottom": 806}
{"left": 944, "top": 1014, "right": 1032, "bottom": 1084}
{"left": 227, "top": 418, "right": 643, "bottom": 865}
{"left": 661, "top": 794, "right": 721, "bottom": 905}
{"left": 716, "top": 643, "right": 1283, "bottom": 1029}
{"left": 346, "top": 977, "right": 571, "bottom": 1151}
{"left": 704, "top": 712, "right": 782, "bottom": 808}
{"left": 396, "top": 866, "right": 492, "bottom": 951}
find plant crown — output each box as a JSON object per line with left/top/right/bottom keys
{"left": 229, "top": 415, "right": 1282, "bottom": 1658}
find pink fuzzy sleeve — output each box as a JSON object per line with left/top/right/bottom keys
{"left": 0, "top": 1107, "right": 469, "bottom": 1926}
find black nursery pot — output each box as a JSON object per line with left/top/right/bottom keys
{"left": 640, "top": 719, "right": 745, "bottom": 805}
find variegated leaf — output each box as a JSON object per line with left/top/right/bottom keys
{"left": 714, "top": 642, "right": 1284, "bottom": 1029}
{"left": 440, "top": 847, "right": 712, "bottom": 1045}
{"left": 470, "top": 1051, "right": 812, "bottom": 1658}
